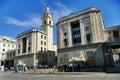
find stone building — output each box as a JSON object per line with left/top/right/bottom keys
{"left": 104, "top": 25, "right": 120, "bottom": 64}
{"left": 5, "top": 50, "right": 16, "bottom": 68}
{"left": 57, "top": 7, "right": 120, "bottom": 68}
{"left": 5, "top": 6, "right": 57, "bottom": 68}
{"left": 0, "top": 36, "right": 16, "bottom": 70}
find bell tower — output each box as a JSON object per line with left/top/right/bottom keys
{"left": 41, "top": 6, "right": 53, "bottom": 51}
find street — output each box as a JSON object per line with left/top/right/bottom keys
{"left": 0, "top": 72, "right": 120, "bottom": 80}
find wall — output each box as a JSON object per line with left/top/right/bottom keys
{"left": 58, "top": 43, "right": 104, "bottom": 67}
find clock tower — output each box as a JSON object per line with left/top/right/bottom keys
{"left": 41, "top": 6, "right": 53, "bottom": 51}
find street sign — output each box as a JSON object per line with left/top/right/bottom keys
{"left": 104, "top": 52, "right": 109, "bottom": 56}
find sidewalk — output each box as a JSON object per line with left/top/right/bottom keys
{"left": 16, "top": 68, "right": 106, "bottom": 75}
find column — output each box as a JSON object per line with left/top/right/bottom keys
{"left": 90, "top": 13, "right": 99, "bottom": 43}
{"left": 68, "top": 22, "right": 73, "bottom": 47}
{"left": 110, "top": 31, "right": 114, "bottom": 42}
{"left": 58, "top": 24, "right": 63, "bottom": 48}
{"left": 26, "top": 37, "right": 28, "bottom": 54}
{"left": 79, "top": 18, "right": 86, "bottom": 45}
{"left": 20, "top": 39, "right": 22, "bottom": 54}
{"left": 108, "top": 46, "right": 114, "bottom": 67}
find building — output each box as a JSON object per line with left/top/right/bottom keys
{"left": 5, "top": 49, "right": 16, "bottom": 69}
{"left": 57, "top": 7, "right": 120, "bottom": 68}
{"left": 0, "top": 36, "right": 16, "bottom": 70}
{"left": 5, "top": 6, "right": 57, "bottom": 68}
{"left": 104, "top": 25, "right": 120, "bottom": 63}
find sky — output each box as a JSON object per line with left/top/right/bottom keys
{"left": 0, "top": 0, "right": 120, "bottom": 44}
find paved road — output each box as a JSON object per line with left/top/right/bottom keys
{"left": 0, "top": 72, "right": 120, "bottom": 80}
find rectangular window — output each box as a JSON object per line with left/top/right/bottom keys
{"left": 41, "top": 41, "right": 43, "bottom": 45}
{"left": 85, "top": 26, "right": 91, "bottom": 32}
{"left": 10, "top": 53, "right": 12, "bottom": 57}
{"left": 64, "top": 39, "right": 67, "bottom": 47}
{"left": 8, "top": 44, "right": 10, "bottom": 47}
{"left": 3, "top": 49, "right": 5, "bottom": 52}
{"left": 113, "top": 30, "right": 119, "bottom": 38}
{"left": 18, "top": 49, "right": 20, "bottom": 54}
{"left": 18, "top": 45, "right": 20, "bottom": 48}
{"left": 44, "top": 42, "right": 46, "bottom": 46}
{"left": 13, "top": 52, "right": 15, "bottom": 56}
{"left": 44, "top": 36, "right": 46, "bottom": 39}
{"left": 3, "top": 44, "right": 5, "bottom": 47}
{"left": 44, "top": 48, "right": 46, "bottom": 52}
{"left": 71, "top": 20, "right": 81, "bottom": 44}
{"left": 28, "top": 47, "right": 31, "bottom": 52}
{"left": 7, "top": 54, "right": 9, "bottom": 58}
{"left": 22, "top": 37, "right": 26, "bottom": 53}
{"left": 41, "top": 35, "right": 43, "bottom": 39}
{"left": 41, "top": 47, "right": 43, "bottom": 52}
{"left": 12, "top": 45, "right": 14, "bottom": 48}
{"left": 86, "top": 34, "right": 91, "bottom": 43}
{"left": 29, "top": 42, "right": 31, "bottom": 45}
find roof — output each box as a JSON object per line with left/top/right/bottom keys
{"left": 0, "top": 36, "right": 16, "bottom": 42}
{"left": 105, "top": 25, "right": 120, "bottom": 31}
{"left": 17, "top": 28, "right": 47, "bottom": 38}
{"left": 57, "top": 7, "right": 100, "bottom": 25}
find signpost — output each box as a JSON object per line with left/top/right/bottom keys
{"left": 104, "top": 52, "right": 109, "bottom": 56}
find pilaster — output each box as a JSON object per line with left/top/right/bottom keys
{"left": 110, "top": 31, "right": 115, "bottom": 42}
{"left": 68, "top": 22, "right": 73, "bottom": 47}
{"left": 90, "top": 12, "right": 98, "bottom": 43}
{"left": 80, "top": 18, "right": 86, "bottom": 45}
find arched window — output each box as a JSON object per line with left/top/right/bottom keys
{"left": 44, "top": 20, "right": 46, "bottom": 24}
{"left": 49, "top": 20, "right": 51, "bottom": 24}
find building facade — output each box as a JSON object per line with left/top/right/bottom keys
{"left": 104, "top": 25, "right": 120, "bottom": 63}
{"left": 57, "top": 7, "right": 120, "bottom": 68}
{"left": 0, "top": 36, "right": 16, "bottom": 70}
{"left": 5, "top": 6, "right": 57, "bottom": 68}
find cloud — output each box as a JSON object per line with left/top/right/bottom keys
{"left": 4, "top": 2, "right": 75, "bottom": 28}
{"left": 52, "top": 2, "right": 76, "bottom": 24}
{"left": 5, "top": 14, "right": 41, "bottom": 28}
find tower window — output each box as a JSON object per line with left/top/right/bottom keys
{"left": 64, "top": 32, "right": 67, "bottom": 36}
{"left": 49, "top": 20, "right": 51, "bottom": 24}
{"left": 44, "top": 20, "right": 46, "bottom": 24}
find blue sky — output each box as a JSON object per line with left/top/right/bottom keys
{"left": 0, "top": 0, "right": 120, "bottom": 44}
